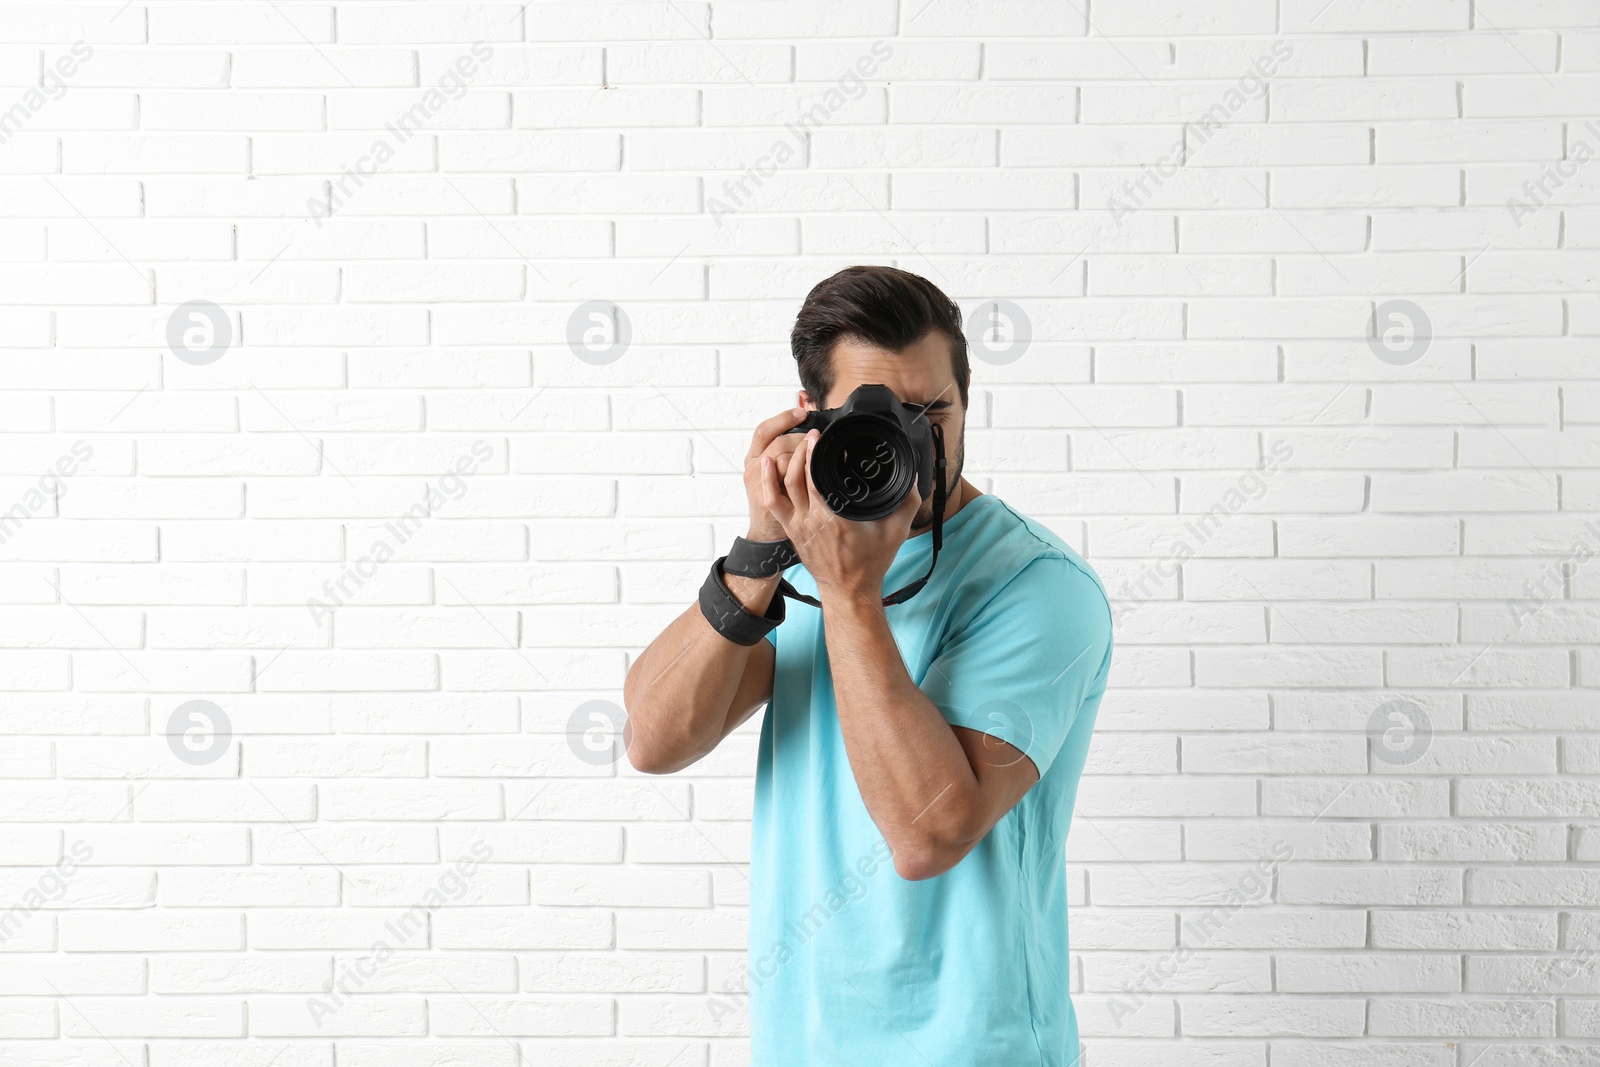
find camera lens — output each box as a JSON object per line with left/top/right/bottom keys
{"left": 810, "top": 414, "right": 916, "bottom": 521}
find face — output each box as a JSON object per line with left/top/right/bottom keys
{"left": 801, "top": 330, "right": 968, "bottom": 533}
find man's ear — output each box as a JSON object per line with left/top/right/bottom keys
{"left": 797, "top": 389, "right": 815, "bottom": 410}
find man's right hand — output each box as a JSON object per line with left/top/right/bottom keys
{"left": 743, "top": 405, "right": 813, "bottom": 542}
{"left": 625, "top": 407, "right": 803, "bottom": 775}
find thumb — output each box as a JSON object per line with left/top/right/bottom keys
{"left": 894, "top": 482, "right": 922, "bottom": 525}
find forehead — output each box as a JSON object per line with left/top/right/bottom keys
{"left": 824, "top": 331, "right": 959, "bottom": 407}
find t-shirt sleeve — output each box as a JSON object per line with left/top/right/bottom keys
{"left": 919, "top": 554, "right": 1113, "bottom": 780}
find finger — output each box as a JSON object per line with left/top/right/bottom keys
{"left": 760, "top": 433, "right": 807, "bottom": 482}
{"left": 761, "top": 456, "right": 795, "bottom": 526}
{"left": 747, "top": 406, "right": 811, "bottom": 461}
{"left": 785, "top": 430, "right": 814, "bottom": 521}
{"left": 893, "top": 481, "right": 922, "bottom": 525}
{"left": 804, "top": 432, "right": 849, "bottom": 520}
{"left": 784, "top": 431, "right": 811, "bottom": 503}
{"left": 802, "top": 430, "right": 833, "bottom": 516}
{"left": 762, "top": 431, "right": 808, "bottom": 461}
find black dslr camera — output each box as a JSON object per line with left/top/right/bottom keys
{"left": 784, "top": 384, "right": 936, "bottom": 521}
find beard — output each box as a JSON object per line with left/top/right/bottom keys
{"left": 910, "top": 427, "right": 963, "bottom": 533}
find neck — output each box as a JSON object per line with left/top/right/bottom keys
{"left": 910, "top": 476, "right": 979, "bottom": 536}
{"left": 944, "top": 476, "right": 979, "bottom": 519}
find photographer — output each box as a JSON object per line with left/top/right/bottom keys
{"left": 623, "top": 266, "right": 1114, "bottom": 1067}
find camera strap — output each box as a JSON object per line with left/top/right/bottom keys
{"left": 699, "top": 556, "right": 787, "bottom": 645}
{"left": 767, "top": 422, "right": 948, "bottom": 610}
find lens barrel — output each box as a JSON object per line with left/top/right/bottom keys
{"left": 811, "top": 413, "right": 917, "bottom": 520}
{"left": 784, "top": 384, "right": 934, "bottom": 522}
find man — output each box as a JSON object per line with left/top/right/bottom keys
{"left": 623, "top": 265, "right": 1113, "bottom": 1066}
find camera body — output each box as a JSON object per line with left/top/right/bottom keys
{"left": 783, "top": 383, "right": 935, "bottom": 521}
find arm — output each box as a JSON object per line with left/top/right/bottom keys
{"left": 821, "top": 593, "right": 1040, "bottom": 881}
{"left": 621, "top": 573, "right": 777, "bottom": 774}
{"left": 758, "top": 431, "right": 1035, "bottom": 880}
{"left": 622, "top": 405, "right": 811, "bottom": 774}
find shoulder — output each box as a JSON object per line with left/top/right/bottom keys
{"left": 960, "top": 496, "right": 1112, "bottom": 634}
{"left": 963, "top": 495, "right": 1108, "bottom": 597}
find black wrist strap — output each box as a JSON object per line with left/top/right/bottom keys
{"left": 776, "top": 422, "right": 949, "bottom": 610}
{"left": 724, "top": 536, "right": 801, "bottom": 578}
{"left": 698, "top": 556, "right": 785, "bottom": 645}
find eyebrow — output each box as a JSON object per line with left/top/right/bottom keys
{"left": 904, "top": 399, "right": 954, "bottom": 414}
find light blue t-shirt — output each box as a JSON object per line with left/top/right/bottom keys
{"left": 749, "top": 492, "right": 1114, "bottom": 1067}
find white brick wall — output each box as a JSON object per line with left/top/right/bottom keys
{"left": 0, "top": 0, "right": 1596, "bottom": 1063}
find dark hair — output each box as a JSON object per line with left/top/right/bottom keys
{"left": 790, "top": 265, "right": 970, "bottom": 409}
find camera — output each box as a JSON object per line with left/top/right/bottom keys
{"left": 784, "top": 384, "right": 935, "bottom": 521}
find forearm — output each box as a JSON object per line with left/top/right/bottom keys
{"left": 623, "top": 403, "right": 814, "bottom": 773}
{"left": 623, "top": 570, "right": 777, "bottom": 774}
{"left": 821, "top": 592, "right": 981, "bottom": 876}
